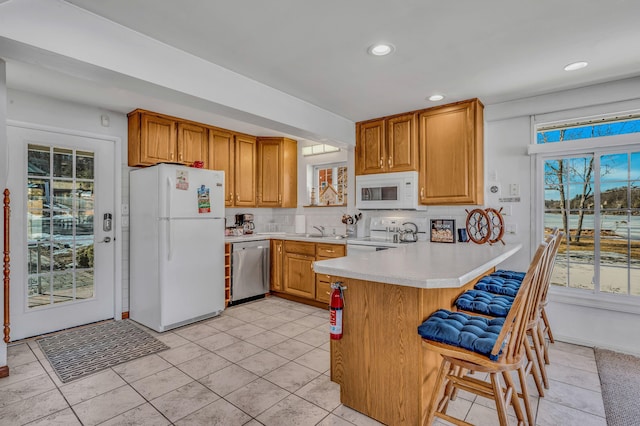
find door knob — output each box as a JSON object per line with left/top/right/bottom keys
{"left": 101, "top": 237, "right": 112, "bottom": 243}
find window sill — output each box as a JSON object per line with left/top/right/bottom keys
{"left": 549, "top": 287, "right": 640, "bottom": 315}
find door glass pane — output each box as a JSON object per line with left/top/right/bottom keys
{"left": 76, "top": 269, "right": 94, "bottom": 300}
{"left": 28, "top": 145, "right": 50, "bottom": 176}
{"left": 26, "top": 144, "right": 96, "bottom": 309}
{"left": 76, "top": 151, "right": 94, "bottom": 179}
{"left": 53, "top": 147, "right": 73, "bottom": 178}
{"left": 28, "top": 274, "right": 51, "bottom": 308}
{"left": 52, "top": 272, "right": 74, "bottom": 304}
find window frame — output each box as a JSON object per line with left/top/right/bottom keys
{"left": 532, "top": 125, "right": 640, "bottom": 314}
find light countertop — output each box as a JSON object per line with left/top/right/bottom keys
{"left": 313, "top": 242, "right": 522, "bottom": 289}
{"left": 224, "top": 233, "right": 348, "bottom": 244}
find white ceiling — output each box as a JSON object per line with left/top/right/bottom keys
{"left": 3, "top": 0, "right": 640, "bottom": 140}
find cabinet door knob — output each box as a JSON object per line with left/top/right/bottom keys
{"left": 179, "top": 153, "right": 183, "bottom": 162}
{"left": 236, "top": 194, "right": 240, "bottom": 201}
{"left": 420, "top": 187, "right": 424, "bottom": 198}
{"left": 229, "top": 192, "right": 233, "bottom": 201}
{"left": 388, "top": 156, "right": 392, "bottom": 167}
{"left": 379, "top": 157, "right": 383, "bottom": 168}
{"left": 278, "top": 194, "right": 282, "bottom": 203}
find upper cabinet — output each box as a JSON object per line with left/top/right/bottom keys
{"left": 355, "top": 99, "right": 484, "bottom": 205}
{"left": 128, "top": 110, "right": 177, "bottom": 166}
{"left": 257, "top": 137, "right": 297, "bottom": 208}
{"left": 355, "top": 113, "right": 417, "bottom": 175}
{"left": 128, "top": 109, "right": 207, "bottom": 167}
{"left": 177, "top": 122, "right": 208, "bottom": 167}
{"left": 208, "top": 128, "right": 235, "bottom": 206}
{"left": 209, "top": 130, "right": 257, "bottom": 207}
{"left": 128, "top": 109, "right": 297, "bottom": 208}
{"left": 418, "top": 99, "right": 483, "bottom": 205}
{"left": 234, "top": 135, "right": 257, "bottom": 207}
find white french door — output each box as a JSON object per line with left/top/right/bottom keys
{"left": 8, "top": 126, "right": 116, "bottom": 340}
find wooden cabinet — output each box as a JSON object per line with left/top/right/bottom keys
{"left": 128, "top": 109, "right": 207, "bottom": 167}
{"left": 257, "top": 137, "right": 297, "bottom": 208}
{"left": 128, "top": 111, "right": 177, "bottom": 166}
{"left": 419, "top": 99, "right": 484, "bottom": 205}
{"left": 270, "top": 239, "right": 284, "bottom": 292}
{"left": 224, "top": 243, "right": 231, "bottom": 307}
{"left": 208, "top": 130, "right": 256, "bottom": 207}
{"left": 273, "top": 240, "right": 346, "bottom": 304}
{"left": 234, "top": 134, "right": 257, "bottom": 207}
{"left": 355, "top": 113, "right": 417, "bottom": 175}
{"left": 283, "top": 241, "right": 316, "bottom": 299}
{"left": 208, "top": 128, "right": 235, "bottom": 206}
{"left": 177, "top": 122, "right": 208, "bottom": 167}
{"left": 315, "top": 243, "right": 346, "bottom": 303}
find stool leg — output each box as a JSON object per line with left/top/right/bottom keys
{"left": 427, "top": 358, "right": 451, "bottom": 425}
{"left": 541, "top": 307, "right": 555, "bottom": 343}
{"left": 491, "top": 373, "right": 511, "bottom": 426}
{"left": 516, "top": 365, "right": 535, "bottom": 426}
{"left": 530, "top": 327, "right": 549, "bottom": 389}
{"left": 523, "top": 339, "right": 544, "bottom": 397}
{"left": 537, "top": 318, "right": 550, "bottom": 365}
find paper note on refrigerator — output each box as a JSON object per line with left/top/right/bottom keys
{"left": 176, "top": 170, "right": 189, "bottom": 190}
{"left": 197, "top": 185, "right": 211, "bottom": 213}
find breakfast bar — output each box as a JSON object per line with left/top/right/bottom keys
{"left": 313, "top": 242, "right": 522, "bottom": 426}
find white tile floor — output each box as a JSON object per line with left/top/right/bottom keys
{"left": 0, "top": 297, "right": 607, "bottom": 425}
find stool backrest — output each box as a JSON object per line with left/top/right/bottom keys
{"left": 490, "top": 240, "right": 550, "bottom": 362}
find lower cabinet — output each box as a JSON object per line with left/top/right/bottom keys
{"left": 283, "top": 241, "right": 316, "bottom": 299}
{"left": 270, "top": 239, "right": 284, "bottom": 292}
{"left": 271, "top": 240, "right": 345, "bottom": 305}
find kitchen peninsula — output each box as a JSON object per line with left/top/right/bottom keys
{"left": 313, "top": 242, "right": 521, "bottom": 426}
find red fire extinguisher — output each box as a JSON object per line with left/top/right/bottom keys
{"left": 330, "top": 282, "right": 346, "bottom": 340}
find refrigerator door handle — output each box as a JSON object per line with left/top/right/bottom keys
{"left": 166, "top": 176, "right": 173, "bottom": 261}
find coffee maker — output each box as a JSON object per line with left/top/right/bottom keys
{"left": 235, "top": 213, "right": 255, "bottom": 235}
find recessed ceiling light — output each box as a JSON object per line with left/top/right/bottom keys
{"left": 428, "top": 94, "right": 445, "bottom": 101}
{"left": 564, "top": 61, "right": 588, "bottom": 71}
{"left": 368, "top": 43, "right": 394, "bottom": 56}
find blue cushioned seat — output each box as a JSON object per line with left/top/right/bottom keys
{"left": 417, "top": 310, "right": 506, "bottom": 360}
{"left": 490, "top": 269, "right": 525, "bottom": 282}
{"left": 474, "top": 275, "right": 521, "bottom": 297}
{"left": 455, "top": 289, "right": 514, "bottom": 317}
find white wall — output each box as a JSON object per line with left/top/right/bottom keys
{"left": 484, "top": 77, "right": 640, "bottom": 356}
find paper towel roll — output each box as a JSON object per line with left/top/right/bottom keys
{"left": 295, "top": 215, "right": 306, "bottom": 234}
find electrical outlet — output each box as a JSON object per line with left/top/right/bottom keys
{"left": 509, "top": 184, "right": 520, "bottom": 197}
{"left": 506, "top": 223, "right": 517, "bottom": 234}
{"left": 121, "top": 204, "right": 129, "bottom": 215}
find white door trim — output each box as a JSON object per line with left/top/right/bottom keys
{"left": 7, "top": 119, "right": 122, "bottom": 322}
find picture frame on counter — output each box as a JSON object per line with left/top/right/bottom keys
{"left": 430, "top": 219, "right": 456, "bottom": 243}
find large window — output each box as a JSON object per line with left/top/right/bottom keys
{"left": 537, "top": 118, "right": 640, "bottom": 297}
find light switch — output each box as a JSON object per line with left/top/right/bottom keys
{"left": 509, "top": 184, "right": 520, "bottom": 197}
{"left": 121, "top": 204, "right": 129, "bottom": 215}
{"left": 121, "top": 216, "right": 129, "bottom": 228}
{"left": 506, "top": 223, "right": 517, "bottom": 234}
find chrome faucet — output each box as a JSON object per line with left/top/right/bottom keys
{"left": 313, "top": 225, "right": 326, "bottom": 236}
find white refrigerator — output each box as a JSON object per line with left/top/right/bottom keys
{"left": 130, "top": 164, "right": 225, "bottom": 332}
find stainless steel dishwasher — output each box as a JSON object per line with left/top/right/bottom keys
{"left": 231, "top": 240, "right": 270, "bottom": 304}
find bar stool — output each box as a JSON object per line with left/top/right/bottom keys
{"left": 418, "top": 241, "right": 551, "bottom": 426}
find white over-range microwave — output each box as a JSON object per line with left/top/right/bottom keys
{"left": 355, "top": 171, "right": 426, "bottom": 210}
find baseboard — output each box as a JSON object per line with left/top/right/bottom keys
{"left": 121, "top": 312, "right": 129, "bottom": 319}
{"left": 0, "top": 365, "right": 9, "bottom": 378}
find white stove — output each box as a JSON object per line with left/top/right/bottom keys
{"left": 346, "top": 217, "right": 428, "bottom": 256}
